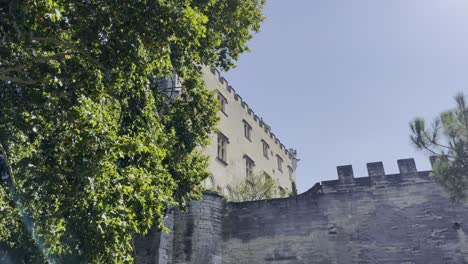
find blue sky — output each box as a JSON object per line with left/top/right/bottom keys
{"left": 222, "top": 0, "right": 468, "bottom": 193}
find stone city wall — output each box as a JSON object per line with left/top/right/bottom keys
{"left": 136, "top": 158, "right": 468, "bottom": 264}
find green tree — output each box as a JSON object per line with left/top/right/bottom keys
{"left": 227, "top": 173, "right": 285, "bottom": 202}
{"left": 0, "top": 0, "right": 265, "bottom": 263}
{"left": 410, "top": 93, "right": 468, "bottom": 201}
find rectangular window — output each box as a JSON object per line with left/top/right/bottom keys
{"left": 262, "top": 140, "right": 270, "bottom": 159}
{"left": 243, "top": 120, "right": 252, "bottom": 140}
{"left": 277, "top": 155, "right": 283, "bottom": 172}
{"left": 262, "top": 172, "right": 272, "bottom": 181}
{"left": 217, "top": 133, "right": 228, "bottom": 164}
{"left": 244, "top": 155, "right": 255, "bottom": 178}
{"left": 217, "top": 92, "right": 228, "bottom": 115}
{"left": 278, "top": 186, "right": 286, "bottom": 197}
{"left": 288, "top": 166, "right": 294, "bottom": 179}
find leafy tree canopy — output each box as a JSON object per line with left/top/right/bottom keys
{"left": 0, "top": 0, "right": 265, "bottom": 263}
{"left": 410, "top": 93, "right": 468, "bottom": 202}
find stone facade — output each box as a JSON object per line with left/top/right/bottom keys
{"left": 201, "top": 66, "right": 298, "bottom": 197}
{"left": 135, "top": 158, "right": 468, "bottom": 264}
{"left": 156, "top": 67, "right": 299, "bottom": 198}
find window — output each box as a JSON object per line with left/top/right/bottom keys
{"left": 225, "top": 185, "right": 232, "bottom": 196}
{"left": 288, "top": 166, "right": 294, "bottom": 179}
{"left": 244, "top": 155, "right": 255, "bottom": 177}
{"left": 262, "top": 140, "right": 270, "bottom": 159}
{"left": 205, "top": 175, "right": 215, "bottom": 189}
{"left": 278, "top": 187, "right": 287, "bottom": 197}
{"left": 243, "top": 120, "right": 252, "bottom": 141}
{"left": 277, "top": 155, "right": 283, "bottom": 172}
{"left": 263, "top": 172, "right": 272, "bottom": 181}
{"left": 217, "top": 133, "right": 228, "bottom": 164}
{"left": 217, "top": 92, "right": 228, "bottom": 115}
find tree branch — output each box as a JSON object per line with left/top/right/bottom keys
{"left": 31, "top": 36, "right": 105, "bottom": 70}
{"left": 0, "top": 64, "right": 28, "bottom": 74}
{"left": 459, "top": 95, "right": 468, "bottom": 140}
{"left": 0, "top": 74, "right": 37, "bottom": 85}
{"left": 422, "top": 130, "right": 454, "bottom": 150}
{"left": 2, "top": 36, "right": 106, "bottom": 86}
{"left": 0, "top": 142, "right": 15, "bottom": 186}
{"left": 9, "top": 0, "right": 22, "bottom": 40}
{"left": 0, "top": 51, "right": 75, "bottom": 74}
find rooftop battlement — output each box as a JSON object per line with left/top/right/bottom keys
{"left": 208, "top": 66, "right": 298, "bottom": 162}
{"left": 303, "top": 158, "right": 433, "bottom": 195}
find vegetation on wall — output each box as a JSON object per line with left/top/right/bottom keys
{"left": 410, "top": 93, "right": 468, "bottom": 202}
{"left": 290, "top": 181, "right": 298, "bottom": 197}
{"left": 227, "top": 173, "right": 286, "bottom": 202}
{"left": 0, "top": 0, "right": 265, "bottom": 263}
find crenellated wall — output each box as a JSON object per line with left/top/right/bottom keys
{"left": 136, "top": 158, "right": 468, "bottom": 264}
{"left": 206, "top": 66, "right": 297, "bottom": 162}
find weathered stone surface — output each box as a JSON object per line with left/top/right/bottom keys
{"left": 136, "top": 163, "right": 468, "bottom": 264}
{"left": 172, "top": 192, "right": 224, "bottom": 264}
{"left": 134, "top": 209, "right": 174, "bottom": 264}
{"left": 222, "top": 173, "right": 468, "bottom": 263}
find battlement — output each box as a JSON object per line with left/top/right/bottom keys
{"left": 136, "top": 156, "right": 468, "bottom": 264}
{"left": 208, "top": 66, "right": 298, "bottom": 161}
{"left": 318, "top": 158, "right": 432, "bottom": 194}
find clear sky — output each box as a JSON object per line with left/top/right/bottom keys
{"left": 222, "top": 0, "right": 468, "bottom": 193}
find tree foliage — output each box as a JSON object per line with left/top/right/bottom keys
{"left": 227, "top": 173, "right": 285, "bottom": 202}
{"left": 0, "top": 0, "right": 265, "bottom": 262}
{"left": 410, "top": 93, "right": 468, "bottom": 201}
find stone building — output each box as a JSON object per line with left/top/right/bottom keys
{"left": 157, "top": 67, "right": 299, "bottom": 197}
{"left": 200, "top": 66, "right": 298, "bottom": 197}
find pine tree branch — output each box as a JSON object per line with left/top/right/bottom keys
{"left": 422, "top": 130, "right": 454, "bottom": 150}
{"left": 459, "top": 95, "right": 468, "bottom": 140}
